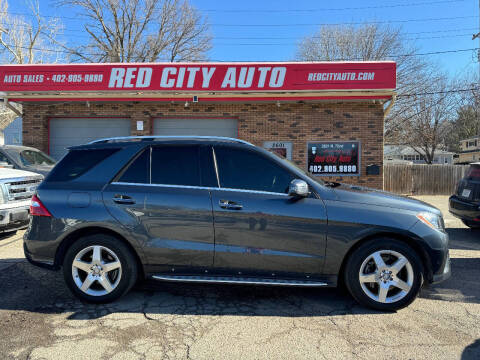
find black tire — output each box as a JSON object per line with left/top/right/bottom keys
{"left": 462, "top": 220, "right": 480, "bottom": 229}
{"left": 344, "top": 238, "right": 424, "bottom": 311}
{"left": 63, "top": 234, "right": 138, "bottom": 303}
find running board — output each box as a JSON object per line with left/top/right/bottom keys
{"left": 152, "top": 275, "right": 328, "bottom": 287}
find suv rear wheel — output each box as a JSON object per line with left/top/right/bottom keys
{"left": 344, "top": 238, "right": 424, "bottom": 311}
{"left": 63, "top": 234, "right": 138, "bottom": 303}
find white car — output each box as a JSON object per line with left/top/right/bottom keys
{"left": 0, "top": 168, "right": 43, "bottom": 234}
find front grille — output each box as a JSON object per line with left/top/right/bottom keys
{"left": 3, "top": 176, "right": 43, "bottom": 202}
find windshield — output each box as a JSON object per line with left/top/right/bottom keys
{"left": 465, "top": 165, "right": 480, "bottom": 180}
{"left": 267, "top": 150, "right": 325, "bottom": 185}
{"left": 6, "top": 148, "right": 56, "bottom": 167}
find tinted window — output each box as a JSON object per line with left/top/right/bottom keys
{"left": 215, "top": 147, "right": 294, "bottom": 193}
{"left": 47, "top": 149, "right": 118, "bottom": 182}
{"left": 118, "top": 149, "right": 149, "bottom": 183}
{"left": 200, "top": 146, "right": 219, "bottom": 187}
{"left": 151, "top": 146, "right": 200, "bottom": 186}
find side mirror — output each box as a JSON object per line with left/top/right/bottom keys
{"left": 288, "top": 179, "right": 309, "bottom": 198}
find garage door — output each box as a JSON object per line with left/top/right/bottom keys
{"left": 49, "top": 118, "right": 131, "bottom": 160}
{"left": 153, "top": 118, "right": 238, "bottom": 138}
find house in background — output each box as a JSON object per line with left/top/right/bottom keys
{"left": 384, "top": 145, "right": 454, "bottom": 165}
{"left": 456, "top": 136, "right": 480, "bottom": 164}
{"left": 2, "top": 117, "right": 22, "bottom": 145}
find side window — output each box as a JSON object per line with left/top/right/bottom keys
{"left": 117, "top": 149, "right": 150, "bottom": 184}
{"left": 47, "top": 149, "right": 119, "bottom": 182}
{"left": 214, "top": 146, "right": 294, "bottom": 194}
{"left": 151, "top": 145, "right": 201, "bottom": 186}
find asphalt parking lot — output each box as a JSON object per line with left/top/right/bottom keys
{"left": 0, "top": 195, "right": 479, "bottom": 360}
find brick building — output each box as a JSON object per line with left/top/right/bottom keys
{"left": 0, "top": 61, "right": 396, "bottom": 189}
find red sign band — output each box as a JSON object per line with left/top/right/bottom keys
{"left": 0, "top": 62, "right": 396, "bottom": 93}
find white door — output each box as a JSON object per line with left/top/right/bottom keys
{"left": 153, "top": 118, "right": 238, "bottom": 138}
{"left": 49, "top": 118, "right": 131, "bottom": 160}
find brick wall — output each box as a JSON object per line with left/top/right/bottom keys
{"left": 22, "top": 101, "right": 385, "bottom": 189}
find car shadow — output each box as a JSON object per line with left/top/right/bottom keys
{"left": 420, "top": 256, "right": 480, "bottom": 304}
{"left": 419, "top": 226, "right": 480, "bottom": 304}
{"left": 446, "top": 227, "right": 480, "bottom": 250}
{"left": 0, "top": 260, "right": 383, "bottom": 320}
{"left": 1, "top": 225, "right": 478, "bottom": 319}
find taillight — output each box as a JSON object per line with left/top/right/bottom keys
{"left": 30, "top": 194, "right": 52, "bottom": 217}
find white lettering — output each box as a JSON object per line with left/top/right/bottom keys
{"left": 257, "top": 67, "right": 271, "bottom": 87}
{"left": 201, "top": 67, "right": 216, "bottom": 88}
{"left": 221, "top": 67, "right": 236, "bottom": 88}
{"left": 186, "top": 67, "right": 200, "bottom": 88}
{"left": 123, "top": 67, "right": 136, "bottom": 88}
{"left": 136, "top": 68, "right": 152, "bottom": 88}
{"left": 108, "top": 68, "right": 125, "bottom": 88}
{"left": 238, "top": 67, "right": 255, "bottom": 88}
{"left": 176, "top": 67, "right": 186, "bottom": 88}
{"left": 269, "top": 67, "right": 286, "bottom": 87}
{"left": 161, "top": 67, "right": 177, "bottom": 88}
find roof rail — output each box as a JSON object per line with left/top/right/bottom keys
{"left": 87, "top": 135, "right": 254, "bottom": 146}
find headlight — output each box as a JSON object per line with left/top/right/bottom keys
{"left": 417, "top": 212, "right": 444, "bottom": 230}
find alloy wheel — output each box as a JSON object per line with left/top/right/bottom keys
{"left": 358, "top": 250, "right": 414, "bottom": 304}
{"left": 71, "top": 245, "right": 122, "bottom": 296}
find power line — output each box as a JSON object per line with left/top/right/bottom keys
{"left": 212, "top": 34, "right": 474, "bottom": 46}
{"left": 0, "top": 12, "right": 477, "bottom": 28}
{"left": 0, "top": 43, "right": 478, "bottom": 62}
{"left": 209, "top": 15, "right": 479, "bottom": 27}
{"left": 201, "top": 0, "right": 468, "bottom": 13}
{"left": 214, "top": 29, "right": 478, "bottom": 41}
{"left": 398, "top": 87, "right": 480, "bottom": 97}
{"left": 0, "top": 0, "right": 468, "bottom": 19}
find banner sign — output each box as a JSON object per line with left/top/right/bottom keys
{"left": 0, "top": 62, "right": 396, "bottom": 93}
{"left": 308, "top": 141, "right": 360, "bottom": 176}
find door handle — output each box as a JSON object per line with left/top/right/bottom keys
{"left": 113, "top": 194, "right": 135, "bottom": 204}
{"left": 219, "top": 200, "right": 243, "bottom": 210}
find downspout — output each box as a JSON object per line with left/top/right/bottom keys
{"left": 384, "top": 94, "right": 397, "bottom": 117}
{"left": 3, "top": 98, "right": 22, "bottom": 117}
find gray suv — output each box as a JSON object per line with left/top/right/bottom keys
{"left": 24, "top": 136, "right": 450, "bottom": 311}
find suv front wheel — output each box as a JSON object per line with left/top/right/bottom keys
{"left": 344, "top": 238, "right": 424, "bottom": 311}
{"left": 63, "top": 234, "right": 138, "bottom": 303}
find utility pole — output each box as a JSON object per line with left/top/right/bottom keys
{"left": 473, "top": 0, "right": 480, "bottom": 136}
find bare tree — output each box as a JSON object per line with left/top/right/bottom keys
{"left": 394, "top": 74, "right": 457, "bottom": 164}
{"left": 0, "top": 0, "right": 63, "bottom": 130}
{"left": 60, "top": 0, "right": 212, "bottom": 63}
{"left": 296, "top": 24, "right": 430, "bottom": 141}
{"left": 0, "top": 0, "right": 63, "bottom": 64}
{"left": 443, "top": 72, "right": 480, "bottom": 152}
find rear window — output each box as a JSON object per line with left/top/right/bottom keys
{"left": 47, "top": 148, "right": 118, "bottom": 182}
{"left": 465, "top": 166, "right": 480, "bottom": 180}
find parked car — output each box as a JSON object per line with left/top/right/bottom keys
{"left": 449, "top": 162, "right": 480, "bottom": 228}
{"left": 0, "top": 168, "right": 43, "bottom": 235}
{"left": 0, "top": 145, "right": 56, "bottom": 176}
{"left": 24, "top": 136, "right": 450, "bottom": 311}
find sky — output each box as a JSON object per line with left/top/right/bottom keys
{"left": 7, "top": 0, "right": 480, "bottom": 78}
